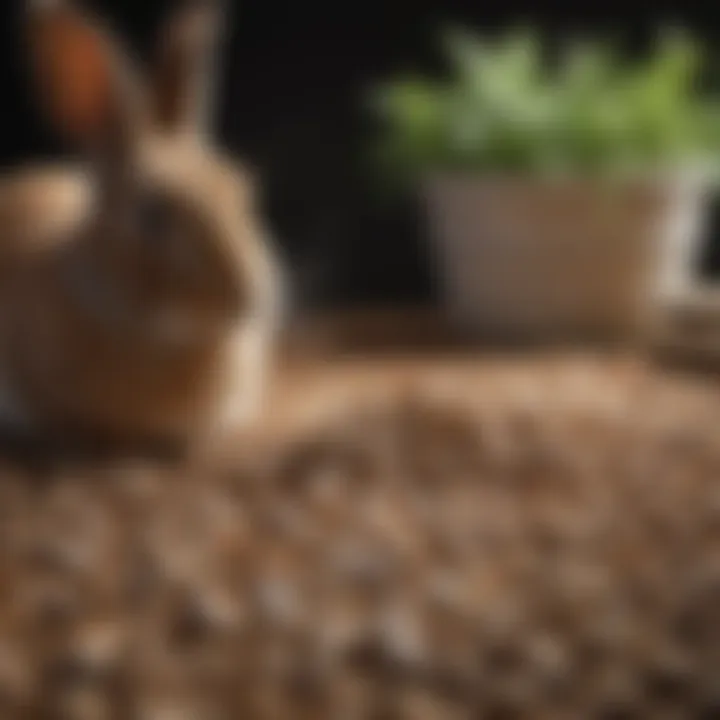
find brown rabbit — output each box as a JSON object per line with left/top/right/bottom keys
{"left": 0, "top": 0, "right": 282, "bottom": 450}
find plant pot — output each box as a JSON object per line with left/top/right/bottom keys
{"left": 423, "top": 173, "right": 711, "bottom": 343}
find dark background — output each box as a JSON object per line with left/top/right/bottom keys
{"left": 1, "top": 0, "right": 719, "bottom": 312}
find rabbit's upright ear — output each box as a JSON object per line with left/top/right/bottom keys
{"left": 27, "top": 0, "right": 145, "bottom": 159}
{"left": 152, "top": 0, "right": 226, "bottom": 136}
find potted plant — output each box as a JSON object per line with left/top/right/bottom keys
{"left": 372, "top": 29, "right": 720, "bottom": 341}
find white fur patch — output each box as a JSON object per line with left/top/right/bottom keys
{"left": 218, "top": 326, "right": 269, "bottom": 430}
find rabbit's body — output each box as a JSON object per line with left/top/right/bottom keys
{"left": 0, "top": 1, "right": 281, "bottom": 447}
{"left": 0, "top": 163, "right": 276, "bottom": 442}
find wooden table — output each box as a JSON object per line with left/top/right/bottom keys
{"left": 254, "top": 306, "right": 719, "bottom": 440}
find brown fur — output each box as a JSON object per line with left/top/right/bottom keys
{"left": 0, "top": 1, "right": 280, "bottom": 447}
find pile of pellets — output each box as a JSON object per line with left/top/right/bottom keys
{"left": 0, "top": 362, "right": 719, "bottom": 719}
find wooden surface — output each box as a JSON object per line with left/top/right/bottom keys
{"left": 252, "top": 306, "right": 719, "bottom": 442}
{"left": 279, "top": 304, "right": 720, "bottom": 360}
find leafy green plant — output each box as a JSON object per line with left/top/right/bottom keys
{"left": 372, "top": 27, "right": 720, "bottom": 179}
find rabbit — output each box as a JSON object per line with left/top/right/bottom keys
{"left": 0, "top": 0, "right": 283, "bottom": 451}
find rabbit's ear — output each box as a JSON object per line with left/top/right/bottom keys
{"left": 152, "top": 0, "right": 226, "bottom": 136}
{"left": 27, "top": 0, "right": 145, "bottom": 159}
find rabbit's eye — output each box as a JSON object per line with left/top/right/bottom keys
{"left": 131, "top": 195, "right": 206, "bottom": 277}
{"left": 135, "top": 197, "right": 173, "bottom": 238}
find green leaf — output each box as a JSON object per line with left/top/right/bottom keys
{"left": 369, "top": 26, "right": 718, "bottom": 180}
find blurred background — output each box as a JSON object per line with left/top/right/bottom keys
{"left": 1, "top": 0, "right": 720, "bottom": 318}
{"left": 2, "top": 6, "right": 720, "bottom": 716}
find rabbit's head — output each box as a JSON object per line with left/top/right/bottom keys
{"left": 27, "top": 0, "right": 268, "bottom": 341}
